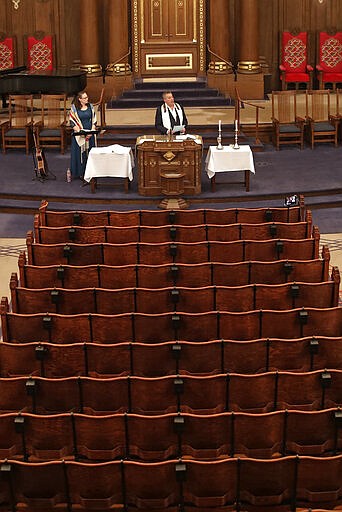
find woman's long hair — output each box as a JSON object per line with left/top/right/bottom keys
{"left": 72, "top": 91, "right": 88, "bottom": 109}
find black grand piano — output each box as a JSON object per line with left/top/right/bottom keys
{"left": 0, "top": 66, "right": 87, "bottom": 96}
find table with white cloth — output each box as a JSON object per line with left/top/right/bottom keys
{"left": 205, "top": 145, "right": 255, "bottom": 192}
{"left": 84, "top": 145, "right": 134, "bottom": 193}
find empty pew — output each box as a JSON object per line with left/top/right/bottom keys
{"left": 33, "top": 221, "right": 313, "bottom": 245}
{"left": 2, "top": 306, "right": 342, "bottom": 344}
{"left": 1, "top": 337, "right": 342, "bottom": 379}
{"left": 0, "top": 371, "right": 340, "bottom": 415}
{"left": 1, "top": 455, "right": 341, "bottom": 511}
{"left": 18, "top": 246, "right": 331, "bottom": 289}
{"left": 38, "top": 196, "right": 307, "bottom": 227}
{"left": 0, "top": 408, "right": 341, "bottom": 462}
{"left": 9, "top": 271, "right": 340, "bottom": 315}
{"left": 25, "top": 233, "right": 321, "bottom": 266}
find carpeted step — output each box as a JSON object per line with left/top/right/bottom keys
{"left": 107, "top": 77, "right": 233, "bottom": 109}
{"left": 121, "top": 87, "right": 224, "bottom": 99}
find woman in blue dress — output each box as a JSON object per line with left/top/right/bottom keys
{"left": 69, "top": 91, "right": 97, "bottom": 179}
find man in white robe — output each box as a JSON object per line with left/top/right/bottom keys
{"left": 155, "top": 91, "right": 188, "bottom": 135}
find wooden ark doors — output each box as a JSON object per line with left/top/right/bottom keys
{"left": 131, "top": 0, "right": 206, "bottom": 78}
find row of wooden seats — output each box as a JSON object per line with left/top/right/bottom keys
{"left": 0, "top": 455, "right": 341, "bottom": 511}
{"left": 0, "top": 371, "right": 340, "bottom": 415}
{"left": 0, "top": 408, "right": 341, "bottom": 462}
{"left": 9, "top": 274, "right": 340, "bottom": 315}
{"left": 18, "top": 248, "right": 331, "bottom": 289}
{"left": 38, "top": 199, "right": 306, "bottom": 227}
{"left": 2, "top": 307, "right": 341, "bottom": 344}
{"left": 1, "top": 338, "right": 341, "bottom": 379}
{"left": 33, "top": 221, "right": 314, "bottom": 245}
{"left": 26, "top": 235, "right": 321, "bottom": 266}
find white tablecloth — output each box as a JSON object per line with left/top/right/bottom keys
{"left": 84, "top": 145, "right": 134, "bottom": 183}
{"left": 205, "top": 145, "right": 256, "bottom": 179}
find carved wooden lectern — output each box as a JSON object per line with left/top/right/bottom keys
{"left": 136, "top": 136, "right": 202, "bottom": 199}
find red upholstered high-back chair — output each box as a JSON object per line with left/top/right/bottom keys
{"left": 279, "top": 31, "right": 313, "bottom": 90}
{"left": 25, "top": 32, "right": 55, "bottom": 72}
{"left": 0, "top": 34, "right": 16, "bottom": 71}
{"left": 317, "top": 31, "right": 342, "bottom": 90}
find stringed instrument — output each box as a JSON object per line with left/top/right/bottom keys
{"left": 32, "top": 130, "right": 47, "bottom": 179}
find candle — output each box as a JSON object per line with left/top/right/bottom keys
{"left": 235, "top": 120, "right": 238, "bottom": 131}
{"left": 218, "top": 120, "right": 221, "bottom": 131}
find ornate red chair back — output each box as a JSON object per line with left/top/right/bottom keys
{"left": 0, "top": 35, "right": 16, "bottom": 70}
{"left": 281, "top": 31, "right": 309, "bottom": 75}
{"left": 27, "top": 34, "right": 54, "bottom": 72}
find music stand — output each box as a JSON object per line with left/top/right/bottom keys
{"left": 72, "top": 129, "right": 100, "bottom": 137}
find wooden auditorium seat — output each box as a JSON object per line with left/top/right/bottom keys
{"left": 73, "top": 413, "right": 126, "bottom": 460}
{"left": 238, "top": 456, "right": 296, "bottom": 509}
{"left": 181, "top": 458, "right": 238, "bottom": 509}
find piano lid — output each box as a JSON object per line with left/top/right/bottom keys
{"left": 0, "top": 65, "right": 27, "bottom": 76}
{"left": 0, "top": 69, "right": 87, "bottom": 95}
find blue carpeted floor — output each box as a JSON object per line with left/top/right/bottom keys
{"left": 0, "top": 144, "right": 341, "bottom": 236}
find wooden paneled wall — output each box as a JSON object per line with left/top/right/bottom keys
{"left": 0, "top": 0, "right": 80, "bottom": 68}
{"left": 1, "top": 0, "right": 342, "bottom": 89}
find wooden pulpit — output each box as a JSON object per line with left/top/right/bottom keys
{"left": 136, "top": 135, "right": 203, "bottom": 198}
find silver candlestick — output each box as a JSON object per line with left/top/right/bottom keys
{"left": 233, "top": 120, "right": 240, "bottom": 150}
{"left": 217, "top": 121, "right": 223, "bottom": 150}
{"left": 217, "top": 133, "right": 223, "bottom": 150}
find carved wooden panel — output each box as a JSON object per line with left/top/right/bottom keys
{"left": 133, "top": 0, "right": 203, "bottom": 76}
{"left": 144, "top": 0, "right": 194, "bottom": 43}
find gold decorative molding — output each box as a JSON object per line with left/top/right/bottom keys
{"left": 237, "top": 60, "right": 262, "bottom": 74}
{"left": 140, "top": 0, "right": 145, "bottom": 42}
{"left": 146, "top": 53, "right": 193, "bottom": 70}
{"left": 199, "top": 0, "right": 205, "bottom": 71}
{"left": 193, "top": 0, "right": 197, "bottom": 42}
{"left": 79, "top": 63, "right": 103, "bottom": 76}
{"left": 132, "top": 0, "right": 139, "bottom": 72}
{"left": 163, "top": 150, "right": 176, "bottom": 162}
{"left": 106, "top": 62, "right": 132, "bottom": 76}
{"left": 208, "top": 61, "right": 233, "bottom": 74}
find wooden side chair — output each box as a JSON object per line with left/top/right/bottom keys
{"left": 93, "top": 87, "right": 106, "bottom": 127}
{"left": 34, "top": 94, "right": 67, "bottom": 154}
{"left": 0, "top": 94, "right": 34, "bottom": 154}
{"left": 271, "top": 90, "right": 305, "bottom": 150}
{"left": 305, "top": 90, "right": 339, "bottom": 148}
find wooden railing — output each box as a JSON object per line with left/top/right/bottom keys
{"left": 235, "top": 87, "right": 265, "bottom": 145}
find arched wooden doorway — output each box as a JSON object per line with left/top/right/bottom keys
{"left": 131, "top": 0, "right": 206, "bottom": 78}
